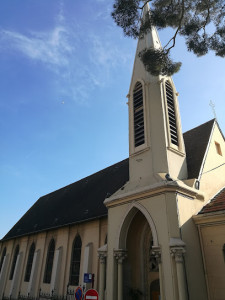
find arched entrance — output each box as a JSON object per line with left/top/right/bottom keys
{"left": 118, "top": 206, "right": 160, "bottom": 300}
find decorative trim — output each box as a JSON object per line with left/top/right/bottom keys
{"left": 170, "top": 247, "right": 186, "bottom": 263}
{"left": 114, "top": 249, "right": 127, "bottom": 264}
{"left": 151, "top": 246, "right": 162, "bottom": 264}
{"left": 167, "top": 146, "right": 185, "bottom": 157}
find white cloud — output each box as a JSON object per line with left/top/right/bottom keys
{"left": 0, "top": 12, "right": 134, "bottom": 104}
{"left": 0, "top": 26, "right": 73, "bottom": 68}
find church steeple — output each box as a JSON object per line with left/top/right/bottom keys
{"left": 127, "top": 3, "right": 187, "bottom": 186}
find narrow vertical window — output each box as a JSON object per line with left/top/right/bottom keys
{"left": 69, "top": 235, "right": 82, "bottom": 286}
{"left": 133, "top": 82, "right": 145, "bottom": 147}
{"left": 24, "top": 243, "right": 35, "bottom": 282}
{"left": 215, "top": 141, "right": 222, "bottom": 156}
{"left": 43, "top": 239, "right": 55, "bottom": 284}
{"left": 165, "top": 81, "right": 178, "bottom": 146}
{"left": 9, "top": 245, "right": 19, "bottom": 280}
{"left": 223, "top": 244, "right": 225, "bottom": 262}
{"left": 0, "top": 247, "right": 6, "bottom": 273}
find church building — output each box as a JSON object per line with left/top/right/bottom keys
{"left": 1, "top": 4, "right": 225, "bottom": 300}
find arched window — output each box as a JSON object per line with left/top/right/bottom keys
{"left": 0, "top": 247, "right": 6, "bottom": 273}
{"left": 69, "top": 235, "right": 82, "bottom": 286}
{"left": 43, "top": 239, "right": 55, "bottom": 284}
{"left": 24, "top": 243, "right": 35, "bottom": 282}
{"left": 165, "top": 81, "right": 179, "bottom": 146}
{"left": 9, "top": 245, "right": 19, "bottom": 280}
{"left": 133, "top": 82, "right": 145, "bottom": 147}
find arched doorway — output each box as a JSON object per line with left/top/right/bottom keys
{"left": 121, "top": 208, "right": 160, "bottom": 300}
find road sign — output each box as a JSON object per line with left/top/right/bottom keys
{"left": 75, "top": 286, "right": 83, "bottom": 300}
{"left": 84, "top": 273, "right": 93, "bottom": 283}
{"left": 84, "top": 289, "right": 98, "bottom": 300}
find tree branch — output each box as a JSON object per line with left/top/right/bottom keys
{"left": 163, "top": 0, "right": 185, "bottom": 53}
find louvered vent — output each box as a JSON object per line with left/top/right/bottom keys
{"left": 165, "top": 81, "right": 179, "bottom": 146}
{"left": 133, "top": 82, "right": 145, "bottom": 147}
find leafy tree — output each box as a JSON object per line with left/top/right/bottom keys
{"left": 112, "top": 0, "right": 225, "bottom": 76}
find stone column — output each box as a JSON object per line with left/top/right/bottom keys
{"left": 27, "top": 250, "right": 41, "bottom": 297}
{"left": 0, "top": 254, "right": 9, "bottom": 299}
{"left": 114, "top": 250, "right": 127, "bottom": 300}
{"left": 98, "top": 249, "right": 107, "bottom": 300}
{"left": 152, "top": 247, "right": 164, "bottom": 300}
{"left": 50, "top": 247, "right": 63, "bottom": 295}
{"left": 171, "top": 247, "right": 187, "bottom": 300}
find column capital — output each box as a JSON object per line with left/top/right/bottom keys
{"left": 114, "top": 249, "right": 127, "bottom": 264}
{"left": 170, "top": 247, "right": 186, "bottom": 263}
{"left": 151, "top": 246, "right": 162, "bottom": 264}
{"left": 98, "top": 251, "right": 107, "bottom": 264}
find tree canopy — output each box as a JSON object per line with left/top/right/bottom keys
{"left": 112, "top": 0, "right": 225, "bottom": 76}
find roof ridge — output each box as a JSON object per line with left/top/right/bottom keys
{"left": 183, "top": 118, "right": 215, "bottom": 135}
{"left": 39, "top": 158, "right": 129, "bottom": 199}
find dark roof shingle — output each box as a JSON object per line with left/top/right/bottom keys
{"left": 183, "top": 119, "right": 215, "bottom": 179}
{"left": 199, "top": 188, "right": 225, "bottom": 214}
{"left": 2, "top": 159, "right": 129, "bottom": 241}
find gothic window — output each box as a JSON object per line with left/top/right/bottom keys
{"left": 69, "top": 235, "right": 82, "bottom": 286}
{"left": 24, "top": 243, "right": 35, "bottom": 282}
{"left": 0, "top": 247, "right": 6, "bottom": 273}
{"left": 9, "top": 245, "right": 19, "bottom": 280}
{"left": 165, "top": 81, "right": 179, "bottom": 146}
{"left": 133, "top": 82, "right": 145, "bottom": 147}
{"left": 43, "top": 239, "right": 55, "bottom": 284}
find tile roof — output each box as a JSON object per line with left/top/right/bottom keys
{"left": 2, "top": 119, "right": 216, "bottom": 241}
{"left": 183, "top": 119, "right": 215, "bottom": 179}
{"left": 199, "top": 188, "right": 225, "bottom": 214}
{"left": 2, "top": 159, "right": 129, "bottom": 241}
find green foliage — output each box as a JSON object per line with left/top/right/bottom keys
{"left": 139, "top": 48, "right": 181, "bottom": 76}
{"left": 112, "top": 0, "right": 225, "bottom": 76}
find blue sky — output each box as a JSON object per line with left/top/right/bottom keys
{"left": 0, "top": 0, "right": 225, "bottom": 239}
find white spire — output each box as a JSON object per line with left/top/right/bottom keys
{"left": 142, "top": 2, "right": 162, "bottom": 50}
{"left": 128, "top": 2, "right": 162, "bottom": 94}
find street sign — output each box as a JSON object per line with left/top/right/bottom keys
{"left": 84, "top": 289, "right": 98, "bottom": 300}
{"left": 75, "top": 286, "right": 83, "bottom": 300}
{"left": 84, "top": 273, "right": 93, "bottom": 283}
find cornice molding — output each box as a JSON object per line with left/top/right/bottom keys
{"left": 104, "top": 181, "right": 204, "bottom": 208}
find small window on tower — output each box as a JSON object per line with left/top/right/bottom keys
{"left": 215, "top": 141, "right": 222, "bottom": 156}
{"left": 133, "top": 82, "right": 145, "bottom": 148}
{"left": 165, "top": 81, "right": 179, "bottom": 146}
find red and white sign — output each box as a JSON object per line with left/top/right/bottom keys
{"left": 84, "top": 289, "right": 98, "bottom": 300}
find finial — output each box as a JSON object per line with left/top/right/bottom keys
{"left": 209, "top": 100, "right": 217, "bottom": 119}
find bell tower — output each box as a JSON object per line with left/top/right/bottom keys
{"left": 127, "top": 4, "right": 187, "bottom": 186}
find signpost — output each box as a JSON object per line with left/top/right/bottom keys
{"left": 84, "top": 289, "right": 98, "bottom": 300}
{"left": 84, "top": 273, "right": 95, "bottom": 288}
{"left": 75, "top": 286, "right": 83, "bottom": 300}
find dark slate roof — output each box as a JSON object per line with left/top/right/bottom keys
{"left": 199, "top": 187, "right": 225, "bottom": 214}
{"left": 2, "top": 159, "right": 129, "bottom": 241}
{"left": 2, "top": 119, "right": 216, "bottom": 241}
{"left": 183, "top": 119, "right": 215, "bottom": 179}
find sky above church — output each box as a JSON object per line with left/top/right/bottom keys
{"left": 0, "top": 0, "right": 225, "bottom": 239}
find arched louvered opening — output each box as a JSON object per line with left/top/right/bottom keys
{"left": 165, "top": 81, "right": 179, "bottom": 146}
{"left": 43, "top": 239, "right": 55, "bottom": 284}
{"left": 0, "top": 247, "right": 6, "bottom": 273}
{"left": 69, "top": 235, "right": 82, "bottom": 286}
{"left": 9, "top": 245, "right": 19, "bottom": 280}
{"left": 133, "top": 82, "right": 145, "bottom": 147}
{"left": 24, "top": 243, "right": 35, "bottom": 282}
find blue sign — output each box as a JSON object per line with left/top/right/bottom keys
{"left": 84, "top": 273, "right": 92, "bottom": 283}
